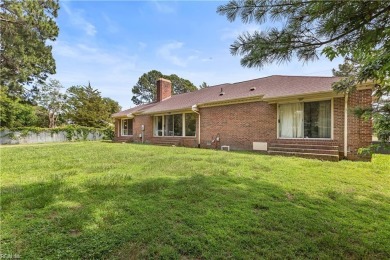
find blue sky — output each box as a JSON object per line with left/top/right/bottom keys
{"left": 53, "top": 0, "right": 343, "bottom": 109}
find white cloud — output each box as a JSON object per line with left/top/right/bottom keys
{"left": 52, "top": 40, "right": 140, "bottom": 108}
{"left": 157, "top": 41, "right": 197, "bottom": 67}
{"left": 62, "top": 2, "right": 97, "bottom": 36}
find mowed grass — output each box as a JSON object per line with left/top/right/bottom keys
{"left": 0, "top": 142, "right": 389, "bottom": 259}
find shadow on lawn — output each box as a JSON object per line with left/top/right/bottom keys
{"left": 1, "top": 174, "right": 389, "bottom": 259}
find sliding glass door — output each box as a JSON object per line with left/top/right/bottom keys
{"left": 279, "top": 100, "right": 331, "bottom": 139}
{"left": 304, "top": 101, "right": 331, "bottom": 138}
{"left": 279, "top": 103, "right": 304, "bottom": 138}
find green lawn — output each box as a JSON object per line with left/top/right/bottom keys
{"left": 1, "top": 142, "right": 389, "bottom": 259}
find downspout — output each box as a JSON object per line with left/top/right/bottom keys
{"left": 344, "top": 94, "right": 348, "bottom": 158}
{"left": 192, "top": 105, "right": 201, "bottom": 148}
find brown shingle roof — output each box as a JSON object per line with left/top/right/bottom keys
{"left": 113, "top": 75, "right": 341, "bottom": 117}
{"left": 111, "top": 102, "right": 157, "bottom": 118}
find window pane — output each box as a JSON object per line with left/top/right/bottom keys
{"left": 165, "top": 115, "right": 174, "bottom": 136}
{"left": 122, "top": 119, "right": 133, "bottom": 135}
{"left": 127, "top": 119, "right": 133, "bottom": 135}
{"left": 123, "top": 120, "right": 127, "bottom": 135}
{"left": 279, "top": 103, "right": 303, "bottom": 138}
{"left": 154, "top": 116, "right": 163, "bottom": 136}
{"left": 185, "top": 113, "right": 196, "bottom": 136}
{"left": 304, "top": 101, "right": 331, "bottom": 138}
{"left": 173, "top": 114, "right": 182, "bottom": 136}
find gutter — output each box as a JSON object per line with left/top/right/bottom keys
{"left": 344, "top": 94, "right": 348, "bottom": 158}
{"left": 111, "top": 112, "right": 135, "bottom": 119}
{"left": 196, "top": 95, "right": 263, "bottom": 108}
{"left": 192, "top": 105, "right": 201, "bottom": 148}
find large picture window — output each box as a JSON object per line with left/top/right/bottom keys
{"left": 154, "top": 116, "right": 163, "bottom": 136}
{"left": 279, "top": 100, "right": 331, "bottom": 138}
{"left": 185, "top": 113, "right": 196, "bottom": 136}
{"left": 121, "top": 119, "right": 133, "bottom": 136}
{"left": 154, "top": 113, "right": 196, "bottom": 137}
{"left": 164, "top": 114, "right": 183, "bottom": 136}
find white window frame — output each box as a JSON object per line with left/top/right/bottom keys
{"left": 153, "top": 113, "right": 196, "bottom": 137}
{"left": 121, "top": 118, "right": 133, "bottom": 136}
{"left": 277, "top": 98, "right": 334, "bottom": 140}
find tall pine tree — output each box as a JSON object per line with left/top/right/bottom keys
{"left": 131, "top": 70, "right": 197, "bottom": 105}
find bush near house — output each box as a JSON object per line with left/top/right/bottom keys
{"left": 1, "top": 142, "right": 389, "bottom": 259}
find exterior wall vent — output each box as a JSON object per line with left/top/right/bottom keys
{"left": 253, "top": 142, "right": 267, "bottom": 151}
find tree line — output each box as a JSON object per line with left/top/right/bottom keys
{"left": 0, "top": 0, "right": 121, "bottom": 129}
{"left": 0, "top": 79, "right": 121, "bottom": 129}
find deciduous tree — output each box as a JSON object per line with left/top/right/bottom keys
{"left": 36, "top": 79, "right": 67, "bottom": 128}
{"left": 0, "top": 87, "right": 38, "bottom": 128}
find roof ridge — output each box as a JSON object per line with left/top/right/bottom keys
{"left": 224, "top": 75, "right": 273, "bottom": 85}
{"left": 271, "top": 75, "right": 338, "bottom": 78}
{"left": 165, "top": 82, "right": 232, "bottom": 99}
{"left": 214, "top": 75, "right": 337, "bottom": 86}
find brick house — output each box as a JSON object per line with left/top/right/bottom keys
{"left": 112, "top": 75, "right": 372, "bottom": 161}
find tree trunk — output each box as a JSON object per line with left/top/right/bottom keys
{"left": 49, "top": 111, "right": 55, "bottom": 128}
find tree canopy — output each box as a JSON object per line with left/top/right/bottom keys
{"left": 199, "top": 82, "right": 209, "bottom": 89}
{"left": 217, "top": 0, "right": 389, "bottom": 69}
{"left": 217, "top": 0, "right": 389, "bottom": 92}
{"left": 0, "top": 87, "right": 38, "bottom": 128}
{"left": 131, "top": 70, "right": 197, "bottom": 105}
{"left": 35, "top": 79, "right": 67, "bottom": 128}
{"left": 65, "top": 84, "right": 121, "bottom": 128}
{"left": 0, "top": 0, "right": 59, "bottom": 97}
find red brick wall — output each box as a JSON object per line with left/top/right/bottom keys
{"left": 156, "top": 79, "right": 172, "bottom": 102}
{"left": 113, "top": 89, "right": 372, "bottom": 161}
{"left": 199, "top": 101, "right": 277, "bottom": 150}
{"left": 333, "top": 97, "right": 345, "bottom": 155}
{"left": 347, "top": 89, "right": 372, "bottom": 160}
{"left": 197, "top": 94, "right": 371, "bottom": 160}
{"left": 114, "top": 119, "right": 120, "bottom": 138}
{"left": 133, "top": 115, "right": 153, "bottom": 143}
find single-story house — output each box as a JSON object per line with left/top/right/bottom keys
{"left": 112, "top": 75, "right": 372, "bottom": 161}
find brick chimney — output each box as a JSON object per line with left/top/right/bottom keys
{"left": 156, "top": 78, "right": 172, "bottom": 102}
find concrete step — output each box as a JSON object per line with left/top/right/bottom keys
{"left": 113, "top": 137, "right": 132, "bottom": 142}
{"left": 153, "top": 138, "right": 180, "bottom": 146}
{"left": 269, "top": 143, "right": 339, "bottom": 150}
{"left": 268, "top": 147, "right": 339, "bottom": 155}
{"left": 268, "top": 151, "right": 339, "bottom": 161}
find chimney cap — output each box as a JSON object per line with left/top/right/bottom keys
{"left": 157, "top": 78, "right": 171, "bottom": 83}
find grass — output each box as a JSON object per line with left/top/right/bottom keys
{"left": 1, "top": 142, "right": 389, "bottom": 259}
